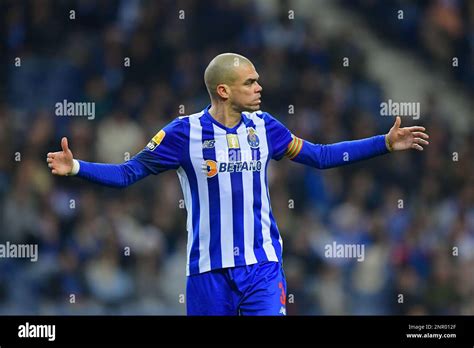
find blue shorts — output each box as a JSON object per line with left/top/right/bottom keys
{"left": 186, "top": 261, "right": 287, "bottom": 316}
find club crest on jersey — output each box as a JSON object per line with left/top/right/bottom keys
{"left": 247, "top": 127, "right": 260, "bottom": 148}
{"left": 146, "top": 129, "right": 166, "bottom": 151}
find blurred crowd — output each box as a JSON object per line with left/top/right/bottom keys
{"left": 0, "top": 0, "right": 473, "bottom": 315}
{"left": 345, "top": 0, "right": 474, "bottom": 94}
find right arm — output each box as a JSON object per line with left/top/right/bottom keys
{"left": 46, "top": 137, "right": 151, "bottom": 188}
{"left": 73, "top": 158, "right": 151, "bottom": 188}
{"left": 47, "top": 119, "right": 184, "bottom": 188}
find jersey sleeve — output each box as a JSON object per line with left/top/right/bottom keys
{"left": 132, "top": 118, "right": 185, "bottom": 174}
{"left": 264, "top": 112, "right": 293, "bottom": 160}
{"left": 289, "top": 135, "right": 389, "bottom": 169}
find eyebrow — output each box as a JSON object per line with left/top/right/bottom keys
{"left": 244, "top": 76, "right": 259, "bottom": 84}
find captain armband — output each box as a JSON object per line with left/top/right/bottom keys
{"left": 285, "top": 136, "right": 303, "bottom": 159}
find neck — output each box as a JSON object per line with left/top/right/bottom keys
{"left": 208, "top": 102, "right": 241, "bottom": 128}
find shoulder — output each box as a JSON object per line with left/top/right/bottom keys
{"left": 161, "top": 110, "right": 205, "bottom": 132}
{"left": 242, "top": 110, "right": 280, "bottom": 124}
{"left": 177, "top": 110, "right": 204, "bottom": 122}
{"left": 155, "top": 110, "right": 207, "bottom": 140}
{"left": 244, "top": 110, "right": 289, "bottom": 132}
{"left": 146, "top": 115, "right": 192, "bottom": 151}
{"left": 172, "top": 110, "right": 208, "bottom": 128}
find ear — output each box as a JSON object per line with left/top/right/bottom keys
{"left": 216, "top": 84, "right": 231, "bottom": 100}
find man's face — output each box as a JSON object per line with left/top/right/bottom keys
{"left": 227, "top": 63, "right": 263, "bottom": 112}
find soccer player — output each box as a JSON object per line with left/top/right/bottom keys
{"left": 47, "top": 53, "right": 429, "bottom": 315}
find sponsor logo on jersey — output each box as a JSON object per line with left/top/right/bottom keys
{"left": 202, "top": 159, "right": 262, "bottom": 178}
{"left": 202, "top": 140, "right": 215, "bottom": 149}
{"left": 203, "top": 160, "right": 218, "bottom": 178}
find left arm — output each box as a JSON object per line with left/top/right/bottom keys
{"left": 287, "top": 134, "right": 388, "bottom": 169}
{"left": 286, "top": 116, "right": 429, "bottom": 169}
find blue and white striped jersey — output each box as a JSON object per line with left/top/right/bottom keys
{"left": 76, "top": 106, "right": 388, "bottom": 276}
{"left": 138, "top": 106, "right": 293, "bottom": 275}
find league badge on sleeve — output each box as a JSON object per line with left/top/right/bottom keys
{"left": 247, "top": 127, "right": 260, "bottom": 148}
{"left": 147, "top": 129, "right": 166, "bottom": 151}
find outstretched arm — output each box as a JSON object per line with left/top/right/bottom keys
{"left": 286, "top": 116, "right": 429, "bottom": 169}
{"left": 47, "top": 119, "right": 184, "bottom": 187}
{"left": 46, "top": 137, "right": 150, "bottom": 188}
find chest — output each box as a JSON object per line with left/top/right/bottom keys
{"left": 187, "top": 122, "right": 270, "bottom": 178}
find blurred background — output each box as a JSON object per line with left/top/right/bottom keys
{"left": 0, "top": 0, "right": 473, "bottom": 315}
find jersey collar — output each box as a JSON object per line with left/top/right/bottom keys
{"left": 203, "top": 105, "right": 244, "bottom": 133}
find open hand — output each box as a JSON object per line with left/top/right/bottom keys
{"left": 386, "top": 116, "right": 429, "bottom": 151}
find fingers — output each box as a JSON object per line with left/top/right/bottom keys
{"left": 46, "top": 154, "right": 57, "bottom": 172}
{"left": 46, "top": 155, "right": 54, "bottom": 169}
{"left": 414, "top": 137, "right": 429, "bottom": 146}
{"left": 406, "top": 126, "right": 426, "bottom": 132}
{"left": 412, "top": 143, "right": 424, "bottom": 151}
{"left": 412, "top": 131, "right": 429, "bottom": 139}
{"left": 47, "top": 151, "right": 63, "bottom": 159}
{"left": 61, "top": 137, "right": 69, "bottom": 152}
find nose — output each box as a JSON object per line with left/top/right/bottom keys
{"left": 255, "top": 82, "right": 262, "bottom": 93}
